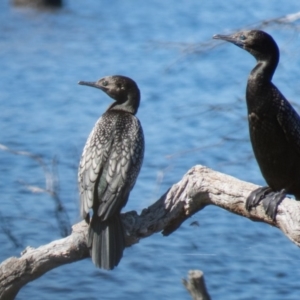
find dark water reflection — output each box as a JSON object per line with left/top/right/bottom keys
{"left": 1, "top": 1, "right": 300, "bottom": 299}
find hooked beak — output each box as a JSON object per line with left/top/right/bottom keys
{"left": 78, "top": 81, "right": 107, "bottom": 91}
{"left": 213, "top": 33, "right": 244, "bottom": 48}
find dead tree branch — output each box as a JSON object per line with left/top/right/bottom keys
{"left": 1, "top": 164, "right": 300, "bottom": 299}
{"left": 182, "top": 270, "right": 211, "bottom": 300}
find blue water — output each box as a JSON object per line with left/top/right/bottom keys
{"left": 1, "top": 1, "right": 300, "bottom": 299}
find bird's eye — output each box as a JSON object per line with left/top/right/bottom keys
{"left": 240, "top": 34, "right": 246, "bottom": 41}
{"left": 102, "top": 81, "right": 108, "bottom": 87}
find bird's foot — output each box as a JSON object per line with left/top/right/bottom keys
{"left": 246, "top": 186, "right": 272, "bottom": 211}
{"left": 262, "top": 189, "right": 286, "bottom": 221}
{"left": 246, "top": 187, "right": 286, "bottom": 221}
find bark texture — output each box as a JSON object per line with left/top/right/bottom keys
{"left": 182, "top": 270, "right": 211, "bottom": 300}
{"left": 1, "top": 165, "right": 300, "bottom": 299}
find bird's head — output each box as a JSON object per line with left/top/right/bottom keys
{"left": 79, "top": 75, "right": 140, "bottom": 114}
{"left": 213, "top": 30, "right": 279, "bottom": 62}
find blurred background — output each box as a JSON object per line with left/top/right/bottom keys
{"left": 1, "top": 1, "right": 300, "bottom": 299}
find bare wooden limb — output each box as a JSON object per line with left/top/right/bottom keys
{"left": 1, "top": 164, "right": 300, "bottom": 299}
{"left": 182, "top": 270, "right": 211, "bottom": 300}
{"left": 0, "top": 223, "right": 89, "bottom": 300}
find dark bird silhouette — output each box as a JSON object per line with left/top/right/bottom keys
{"left": 78, "top": 75, "right": 144, "bottom": 269}
{"left": 213, "top": 30, "right": 300, "bottom": 220}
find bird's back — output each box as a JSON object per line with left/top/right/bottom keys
{"left": 246, "top": 79, "right": 300, "bottom": 197}
{"left": 79, "top": 110, "right": 144, "bottom": 221}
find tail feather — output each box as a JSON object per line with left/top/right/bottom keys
{"left": 88, "top": 214, "right": 125, "bottom": 270}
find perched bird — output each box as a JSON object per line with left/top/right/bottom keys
{"left": 213, "top": 30, "right": 300, "bottom": 220}
{"left": 78, "top": 75, "right": 144, "bottom": 269}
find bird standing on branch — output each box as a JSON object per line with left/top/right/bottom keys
{"left": 213, "top": 30, "right": 300, "bottom": 220}
{"left": 78, "top": 75, "right": 144, "bottom": 269}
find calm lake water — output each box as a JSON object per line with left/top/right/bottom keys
{"left": 1, "top": 1, "right": 300, "bottom": 299}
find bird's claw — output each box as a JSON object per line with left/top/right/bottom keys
{"left": 246, "top": 186, "right": 272, "bottom": 211}
{"left": 262, "top": 189, "right": 286, "bottom": 221}
{"left": 246, "top": 187, "right": 286, "bottom": 220}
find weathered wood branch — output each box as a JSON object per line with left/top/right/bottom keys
{"left": 1, "top": 164, "right": 300, "bottom": 299}
{"left": 182, "top": 270, "right": 211, "bottom": 300}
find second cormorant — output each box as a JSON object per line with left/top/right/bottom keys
{"left": 78, "top": 75, "right": 144, "bottom": 269}
{"left": 213, "top": 30, "right": 300, "bottom": 220}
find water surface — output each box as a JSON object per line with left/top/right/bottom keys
{"left": 1, "top": 1, "right": 300, "bottom": 299}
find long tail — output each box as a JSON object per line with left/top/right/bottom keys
{"left": 88, "top": 214, "right": 125, "bottom": 270}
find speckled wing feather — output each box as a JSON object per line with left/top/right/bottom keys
{"left": 96, "top": 113, "right": 144, "bottom": 220}
{"left": 79, "top": 111, "right": 144, "bottom": 221}
{"left": 276, "top": 92, "right": 300, "bottom": 156}
{"left": 78, "top": 114, "right": 113, "bottom": 219}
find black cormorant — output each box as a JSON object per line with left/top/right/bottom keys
{"left": 213, "top": 30, "right": 300, "bottom": 220}
{"left": 78, "top": 75, "right": 144, "bottom": 269}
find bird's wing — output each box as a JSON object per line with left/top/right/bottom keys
{"left": 79, "top": 115, "right": 144, "bottom": 221}
{"left": 97, "top": 119, "right": 144, "bottom": 220}
{"left": 78, "top": 116, "right": 112, "bottom": 219}
{"left": 277, "top": 97, "right": 300, "bottom": 155}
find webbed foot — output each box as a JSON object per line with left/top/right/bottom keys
{"left": 246, "top": 187, "right": 286, "bottom": 220}
{"left": 246, "top": 186, "right": 272, "bottom": 211}
{"left": 262, "top": 189, "right": 286, "bottom": 221}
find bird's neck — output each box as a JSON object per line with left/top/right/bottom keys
{"left": 246, "top": 57, "right": 278, "bottom": 112}
{"left": 108, "top": 95, "right": 139, "bottom": 115}
{"left": 249, "top": 54, "right": 278, "bottom": 82}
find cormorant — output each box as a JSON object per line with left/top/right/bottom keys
{"left": 213, "top": 30, "right": 300, "bottom": 220}
{"left": 78, "top": 75, "right": 144, "bottom": 269}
